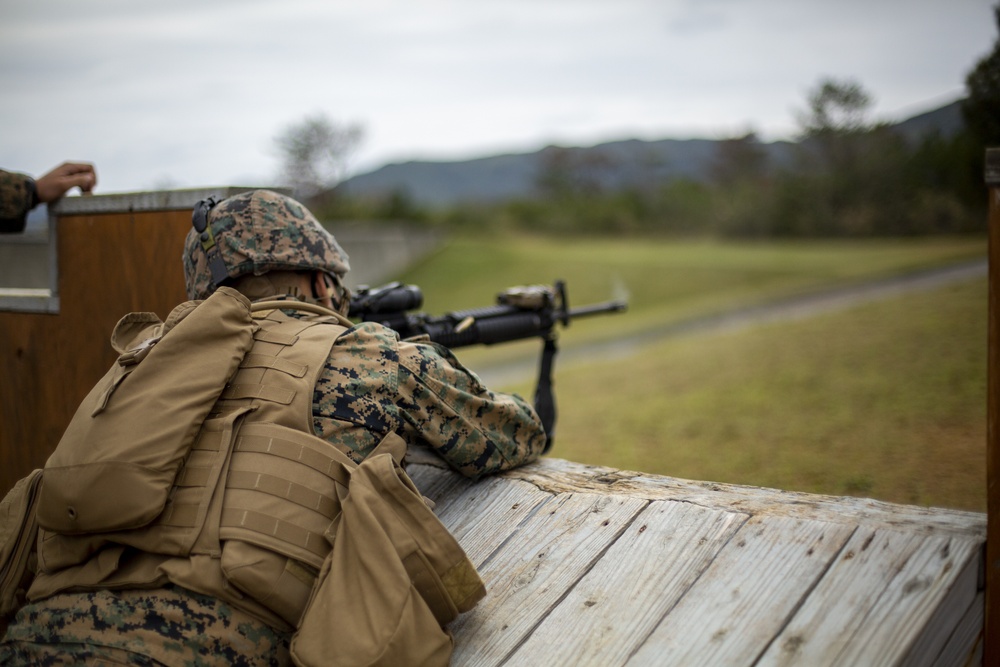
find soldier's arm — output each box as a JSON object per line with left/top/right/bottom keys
{"left": 0, "top": 170, "right": 35, "bottom": 233}
{"left": 397, "top": 339, "right": 547, "bottom": 479}
{"left": 0, "top": 163, "right": 97, "bottom": 234}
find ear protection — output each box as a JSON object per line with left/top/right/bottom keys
{"left": 192, "top": 197, "right": 229, "bottom": 292}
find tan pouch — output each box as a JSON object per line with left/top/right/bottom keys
{"left": 290, "top": 441, "right": 485, "bottom": 667}
{"left": 0, "top": 469, "right": 43, "bottom": 635}
{"left": 37, "top": 287, "right": 255, "bottom": 535}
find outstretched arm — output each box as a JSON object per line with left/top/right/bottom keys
{"left": 0, "top": 163, "right": 97, "bottom": 233}
{"left": 34, "top": 162, "right": 97, "bottom": 203}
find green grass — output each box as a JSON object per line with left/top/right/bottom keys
{"left": 392, "top": 234, "right": 988, "bottom": 511}
{"left": 529, "top": 277, "right": 987, "bottom": 512}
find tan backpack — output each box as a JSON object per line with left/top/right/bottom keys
{"left": 36, "top": 287, "right": 255, "bottom": 536}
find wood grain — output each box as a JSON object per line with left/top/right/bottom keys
{"left": 508, "top": 500, "right": 746, "bottom": 666}
{"left": 407, "top": 461, "right": 985, "bottom": 666}
{"left": 449, "top": 492, "right": 647, "bottom": 666}
{"left": 626, "top": 515, "right": 855, "bottom": 666}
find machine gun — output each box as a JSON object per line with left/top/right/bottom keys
{"left": 348, "top": 280, "right": 627, "bottom": 451}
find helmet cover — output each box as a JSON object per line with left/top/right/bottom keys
{"left": 183, "top": 189, "right": 349, "bottom": 300}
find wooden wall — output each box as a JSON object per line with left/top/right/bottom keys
{"left": 986, "top": 147, "right": 999, "bottom": 667}
{"left": 0, "top": 192, "right": 235, "bottom": 493}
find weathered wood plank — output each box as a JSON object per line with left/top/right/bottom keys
{"left": 449, "top": 493, "right": 648, "bottom": 667}
{"left": 835, "top": 534, "right": 980, "bottom": 667}
{"left": 408, "top": 460, "right": 556, "bottom": 566}
{"left": 502, "top": 458, "right": 986, "bottom": 537}
{"left": 504, "top": 500, "right": 747, "bottom": 666}
{"left": 928, "top": 591, "right": 984, "bottom": 667}
{"left": 624, "top": 515, "right": 855, "bottom": 666}
{"left": 434, "top": 478, "right": 554, "bottom": 567}
{"left": 408, "top": 459, "right": 985, "bottom": 666}
{"left": 756, "top": 528, "right": 979, "bottom": 666}
{"left": 902, "top": 550, "right": 982, "bottom": 667}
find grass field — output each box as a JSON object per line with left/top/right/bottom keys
{"left": 540, "top": 277, "right": 987, "bottom": 512}
{"left": 394, "top": 235, "right": 988, "bottom": 512}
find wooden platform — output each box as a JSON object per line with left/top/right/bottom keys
{"left": 405, "top": 456, "right": 986, "bottom": 666}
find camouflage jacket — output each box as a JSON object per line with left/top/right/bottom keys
{"left": 0, "top": 169, "right": 36, "bottom": 233}
{"left": 312, "top": 316, "right": 546, "bottom": 478}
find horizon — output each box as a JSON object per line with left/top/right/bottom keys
{"left": 2, "top": 1, "right": 991, "bottom": 194}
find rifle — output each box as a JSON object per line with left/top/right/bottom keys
{"left": 348, "top": 280, "right": 627, "bottom": 451}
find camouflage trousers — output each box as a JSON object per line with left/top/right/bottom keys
{"left": 0, "top": 585, "right": 291, "bottom": 666}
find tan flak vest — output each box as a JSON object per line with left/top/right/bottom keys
{"left": 28, "top": 287, "right": 364, "bottom": 631}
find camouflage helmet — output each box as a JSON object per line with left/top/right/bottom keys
{"left": 182, "top": 189, "right": 350, "bottom": 300}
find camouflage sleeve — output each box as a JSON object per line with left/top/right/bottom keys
{"left": 312, "top": 322, "right": 546, "bottom": 478}
{"left": 395, "top": 338, "right": 547, "bottom": 479}
{"left": 0, "top": 169, "right": 36, "bottom": 233}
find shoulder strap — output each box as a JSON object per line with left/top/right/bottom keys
{"left": 251, "top": 300, "right": 354, "bottom": 327}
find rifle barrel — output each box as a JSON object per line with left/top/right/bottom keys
{"left": 567, "top": 300, "right": 628, "bottom": 319}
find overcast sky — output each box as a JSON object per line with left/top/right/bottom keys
{"left": 0, "top": 0, "right": 995, "bottom": 194}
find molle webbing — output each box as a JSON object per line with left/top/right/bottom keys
{"left": 239, "top": 354, "right": 307, "bottom": 377}
{"left": 221, "top": 384, "right": 296, "bottom": 405}
{"left": 214, "top": 311, "right": 344, "bottom": 437}
{"left": 216, "top": 323, "right": 304, "bottom": 407}
{"left": 150, "top": 418, "right": 231, "bottom": 531}
{"left": 252, "top": 327, "right": 301, "bottom": 346}
{"left": 225, "top": 471, "right": 339, "bottom": 521}
{"left": 219, "top": 422, "right": 356, "bottom": 568}
{"left": 234, "top": 430, "right": 352, "bottom": 489}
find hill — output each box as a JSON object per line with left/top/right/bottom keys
{"left": 889, "top": 98, "right": 965, "bottom": 143}
{"left": 338, "top": 138, "right": 793, "bottom": 208}
{"left": 336, "top": 100, "right": 964, "bottom": 208}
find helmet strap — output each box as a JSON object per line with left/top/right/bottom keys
{"left": 311, "top": 271, "right": 350, "bottom": 316}
{"left": 192, "top": 197, "right": 229, "bottom": 290}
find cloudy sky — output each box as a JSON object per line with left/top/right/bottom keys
{"left": 0, "top": 0, "right": 995, "bottom": 194}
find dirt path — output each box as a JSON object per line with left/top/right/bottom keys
{"left": 475, "top": 258, "right": 988, "bottom": 388}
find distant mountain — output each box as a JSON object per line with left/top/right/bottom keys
{"left": 336, "top": 100, "right": 965, "bottom": 208}
{"left": 338, "top": 138, "right": 793, "bottom": 207}
{"left": 889, "top": 99, "right": 964, "bottom": 143}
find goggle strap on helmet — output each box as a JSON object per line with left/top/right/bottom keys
{"left": 192, "top": 197, "right": 230, "bottom": 290}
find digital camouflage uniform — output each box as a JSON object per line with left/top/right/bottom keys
{"left": 2, "top": 586, "right": 290, "bottom": 665}
{"left": 0, "top": 169, "right": 38, "bottom": 233}
{"left": 180, "top": 190, "right": 543, "bottom": 474}
{"left": 0, "top": 190, "right": 546, "bottom": 665}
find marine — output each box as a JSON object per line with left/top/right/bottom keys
{"left": 0, "top": 163, "right": 97, "bottom": 233}
{"left": 0, "top": 189, "right": 546, "bottom": 665}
